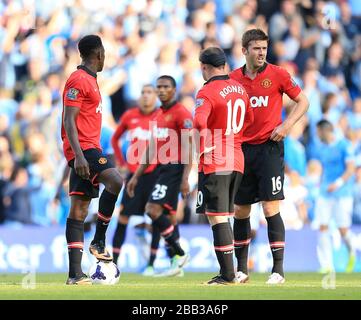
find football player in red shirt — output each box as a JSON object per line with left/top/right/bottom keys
{"left": 127, "top": 75, "right": 192, "bottom": 275}
{"left": 111, "top": 84, "right": 161, "bottom": 274}
{"left": 194, "top": 47, "right": 253, "bottom": 285}
{"left": 62, "top": 35, "right": 123, "bottom": 285}
{"left": 229, "top": 29, "right": 309, "bottom": 284}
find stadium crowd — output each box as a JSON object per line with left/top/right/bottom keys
{"left": 0, "top": 0, "right": 361, "bottom": 230}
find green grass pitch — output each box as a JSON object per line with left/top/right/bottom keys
{"left": 0, "top": 273, "right": 360, "bottom": 300}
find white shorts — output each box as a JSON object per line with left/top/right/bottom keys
{"left": 314, "top": 196, "right": 353, "bottom": 228}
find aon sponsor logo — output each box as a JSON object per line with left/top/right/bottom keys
{"left": 250, "top": 96, "right": 269, "bottom": 108}
{"left": 131, "top": 127, "right": 152, "bottom": 140}
{"left": 153, "top": 127, "right": 169, "bottom": 139}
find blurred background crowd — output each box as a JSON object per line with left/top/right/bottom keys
{"left": 0, "top": 0, "right": 361, "bottom": 229}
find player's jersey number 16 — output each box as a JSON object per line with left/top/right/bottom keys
{"left": 225, "top": 99, "right": 246, "bottom": 136}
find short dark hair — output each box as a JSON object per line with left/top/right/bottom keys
{"left": 78, "top": 35, "right": 103, "bottom": 59}
{"left": 242, "top": 29, "right": 269, "bottom": 49}
{"left": 199, "top": 46, "right": 226, "bottom": 67}
{"left": 317, "top": 119, "right": 333, "bottom": 130}
{"left": 157, "top": 75, "right": 177, "bottom": 88}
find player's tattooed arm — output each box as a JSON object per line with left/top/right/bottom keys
{"left": 63, "top": 106, "right": 90, "bottom": 180}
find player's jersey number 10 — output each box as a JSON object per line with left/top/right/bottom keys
{"left": 225, "top": 99, "right": 246, "bottom": 136}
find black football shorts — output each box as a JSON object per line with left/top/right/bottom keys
{"left": 196, "top": 171, "right": 242, "bottom": 216}
{"left": 148, "top": 164, "right": 184, "bottom": 215}
{"left": 120, "top": 170, "right": 158, "bottom": 216}
{"left": 234, "top": 139, "right": 285, "bottom": 205}
{"left": 68, "top": 148, "right": 114, "bottom": 198}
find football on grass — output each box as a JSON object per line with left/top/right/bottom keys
{"left": 88, "top": 261, "right": 120, "bottom": 285}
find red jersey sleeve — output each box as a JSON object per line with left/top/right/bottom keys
{"left": 278, "top": 67, "right": 301, "bottom": 100}
{"left": 111, "top": 112, "right": 129, "bottom": 166}
{"left": 193, "top": 96, "right": 212, "bottom": 131}
{"left": 177, "top": 107, "right": 193, "bottom": 131}
{"left": 193, "top": 95, "right": 212, "bottom": 157}
{"left": 63, "top": 77, "right": 86, "bottom": 108}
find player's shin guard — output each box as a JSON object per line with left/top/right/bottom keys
{"left": 266, "top": 213, "right": 285, "bottom": 277}
{"left": 112, "top": 222, "right": 127, "bottom": 263}
{"left": 233, "top": 217, "right": 251, "bottom": 274}
{"left": 152, "top": 214, "right": 185, "bottom": 256}
{"left": 93, "top": 190, "right": 118, "bottom": 242}
{"left": 66, "top": 218, "right": 84, "bottom": 278}
{"left": 149, "top": 223, "right": 161, "bottom": 266}
{"left": 212, "top": 222, "right": 235, "bottom": 281}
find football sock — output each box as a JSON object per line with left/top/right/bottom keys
{"left": 149, "top": 222, "right": 161, "bottom": 267}
{"left": 66, "top": 218, "right": 84, "bottom": 278}
{"left": 165, "top": 242, "right": 175, "bottom": 260}
{"left": 166, "top": 224, "right": 180, "bottom": 259}
{"left": 317, "top": 230, "right": 333, "bottom": 271}
{"left": 112, "top": 222, "right": 127, "bottom": 264}
{"left": 93, "top": 190, "right": 118, "bottom": 242}
{"left": 233, "top": 217, "right": 251, "bottom": 274}
{"left": 151, "top": 214, "right": 185, "bottom": 256}
{"left": 266, "top": 213, "right": 285, "bottom": 277}
{"left": 212, "top": 222, "right": 235, "bottom": 282}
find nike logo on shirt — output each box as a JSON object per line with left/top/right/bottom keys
{"left": 272, "top": 190, "right": 281, "bottom": 195}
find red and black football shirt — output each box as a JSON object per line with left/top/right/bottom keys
{"left": 193, "top": 75, "right": 253, "bottom": 174}
{"left": 111, "top": 107, "right": 160, "bottom": 174}
{"left": 61, "top": 65, "right": 102, "bottom": 162}
{"left": 152, "top": 102, "right": 193, "bottom": 164}
{"left": 229, "top": 63, "right": 301, "bottom": 144}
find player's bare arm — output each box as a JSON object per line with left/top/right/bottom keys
{"left": 327, "top": 160, "right": 355, "bottom": 193}
{"left": 111, "top": 119, "right": 130, "bottom": 179}
{"left": 180, "top": 133, "right": 193, "bottom": 198}
{"left": 127, "top": 136, "right": 156, "bottom": 197}
{"left": 270, "top": 91, "right": 309, "bottom": 142}
{"left": 54, "top": 165, "right": 71, "bottom": 202}
{"left": 63, "top": 106, "right": 90, "bottom": 180}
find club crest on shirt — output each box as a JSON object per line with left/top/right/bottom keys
{"left": 195, "top": 98, "right": 204, "bottom": 108}
{"left": 67, "top": 88, "right": 79, "bottom": 100}
{"left": 98, "top": 157, "right": 107, "bottom": 165}
{"left": 261, "top": 79, "right": 272, "bottom": 88}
